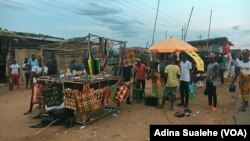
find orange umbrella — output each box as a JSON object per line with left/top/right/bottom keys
{"left": 147, "top": 38, "right": 197, "bottom": 53}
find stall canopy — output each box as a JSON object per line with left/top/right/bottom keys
{"left": 147, "top": 37, "right": 204, "bottom": 72}
{"left": 147, "top": 38, "right": 197, "bottom": 53}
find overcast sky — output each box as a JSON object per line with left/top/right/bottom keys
{"left": 0, "top": 0, "right": 249, "bottom": 49}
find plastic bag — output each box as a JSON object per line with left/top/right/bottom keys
{"left": 188, "top": 82, "right": 196, "bottom": 100}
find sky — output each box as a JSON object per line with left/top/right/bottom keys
{"left": 0, "top": 0, "right": 250, "bottom": 49}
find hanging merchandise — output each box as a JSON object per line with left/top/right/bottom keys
{"left": 107, "top": 58, "right": 118, "bottom": 66}
{"left": 109, "top": 85, "right": 117, "bottom": 99}
{"left": 75, "top": 84, "right": 101, "bottom": 112}
{"left": 106, "top": 39, "right": 117, "bottom": 66}
{"left": 118, "top": 43, "right": 125, "bottom": 66}
{"left": 104, "top": 39, "right": 108, "bottom": 56}
{"left": 64, "top": 88, "right": 78, "bottom": 110}
{"left": 123, "top": 48, "right": 137, "bottom": 67}
{"left": 114, "top": 81, "right": 129, "bottom": 102}
{"left": 42, "top": 83, "right": 63, "bottom": 107}
{"left": 92, "top": 89, "right": 104, "bottom": 108}
{"left": 102, "top": 87, "right": 111, "bottom": 107}
{"left": 106, "top": 39, "right": 114, "bottom": 57}
{"left": 92, "top": 58, "right": 101, "bottom": 75}
{"left": 88, "top": 52, "right": 94, "bottom": 75}
{"left": 125, "top": 81, "right": 133, "bottom": 98}
{"left": 99, "top": 37, "right": 105, "bottom": 57}
{"left": 99, "top": 57, "right": 107, "bottom": 68}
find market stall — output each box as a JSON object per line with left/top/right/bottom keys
{"left": 30, "top": 33, "right": 133, "bottom": 128}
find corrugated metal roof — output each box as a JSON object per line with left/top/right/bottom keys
{"left": 0, "top": 29, "right": 64, "bottom": 42}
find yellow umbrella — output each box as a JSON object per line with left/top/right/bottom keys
{"left": 147, "top": 38, "right": 197, "bottom": 53}
{"left": 185, "top": 51, "right": 204, "bottom": 72}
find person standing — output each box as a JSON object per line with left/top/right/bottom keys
{"left": 28, "top": 54, "right": 39, "bottom": 88}
{"left": 230, "top": 53, "right": 238, "bottom": 78}
{"left": 134, "top": 58, "right": 147, "bottom": 90}
{"left": 178, "top": 53, "right": 192, "bottom": 108}
{"left": 204, "top": 53, "right": 219, "bottom": 111}
{"left": 24, "top": 60, "right": 48, "bottom": 115}
{"left": 22, "top": 58, "right": 30, "bottom": 88}
{"left": 9, "top": 59, "right": 20, "bottom": 90}
{"left": 156, "top": 58, "right": 180, "bottom": 111}
{"left": 231, "top": 49, "right": 250, "bottom": 112}
{"left": 218, "top": 53, "right": 226, "bottom": 85}
{"left": 152, "top": 61, "right": 163, "bottom": 105}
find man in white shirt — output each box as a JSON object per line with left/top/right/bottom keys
{"left": 9, "top": 59, "right": 20, "bottom": 89}
{"left": 31, "top": 61, "right": 48, "bottom": 84}
{"left": 178, "top": 53, "right": 192, "bottom": 108}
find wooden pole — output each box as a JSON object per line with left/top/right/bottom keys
{"left": 184, "top": 7, "right": 194, "bottom": 41}
{"left": 181, "top": 27, "right": 184, "bottom": 40}
{"left": 151, "top": 0, "right": 160, "bottom": 45}
{"left": 40, "top": 47, "right": 44, "bottom": 76}
{"left": 207, "top": 10, "right": 212, "bottom": 50}
{"left": 34, "top": 118, "right": 60, "bottom": 136}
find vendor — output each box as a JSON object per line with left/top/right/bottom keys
{"left": 133, "top": 58, "right": 147, "bottom": 90}
{"left": 24, "top": 60, "right": 48, "bottom": 115}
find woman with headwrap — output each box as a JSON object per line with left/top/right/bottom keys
{"left": 232, "top": 49, "right": 250, "bottom": 112}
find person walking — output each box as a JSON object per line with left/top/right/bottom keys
{"left": 231, "top": 49, "right": 250, "bottom": 112}
{"left": 156, "top": 58, "right": 180, "bottom": 111}
{"left": 204, "top": 53, "right": 219, "bottom": 111}
{"left": 218, "top": 53, "right": 226, "bottom": 85}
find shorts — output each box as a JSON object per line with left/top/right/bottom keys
{"left": 163, "top": 87, "right": 177, "bottom": 97}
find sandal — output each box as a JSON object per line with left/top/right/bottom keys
{"left": 23, "top": 111, "right": 31, "bottom": 115}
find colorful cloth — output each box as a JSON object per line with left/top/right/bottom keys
{"left": 239, "top": 73, "right": 250, "bottom": 102}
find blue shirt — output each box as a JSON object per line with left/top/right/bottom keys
{"left": 28, "top": 59, "right": 39, "bottom": 71}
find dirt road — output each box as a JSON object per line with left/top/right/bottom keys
{"left": 0, "top": 79, "right": 241, "bottom": 141}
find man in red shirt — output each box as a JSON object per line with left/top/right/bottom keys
{"left": 134, "top": 58, "right": 147, "bottom": 90}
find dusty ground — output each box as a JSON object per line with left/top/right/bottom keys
{"left": 0, "top": 78, "right": 242, "bottom": 141}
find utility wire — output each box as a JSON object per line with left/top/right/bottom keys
{"left": 135, "top": 0, "right": 184, "bottom": 24}
{"left": 120, "top": 0, "right": 182, "bottom": 27}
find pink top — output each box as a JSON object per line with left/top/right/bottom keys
{"left": 134, "top": 63, "right": 147, "bottom": 80}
